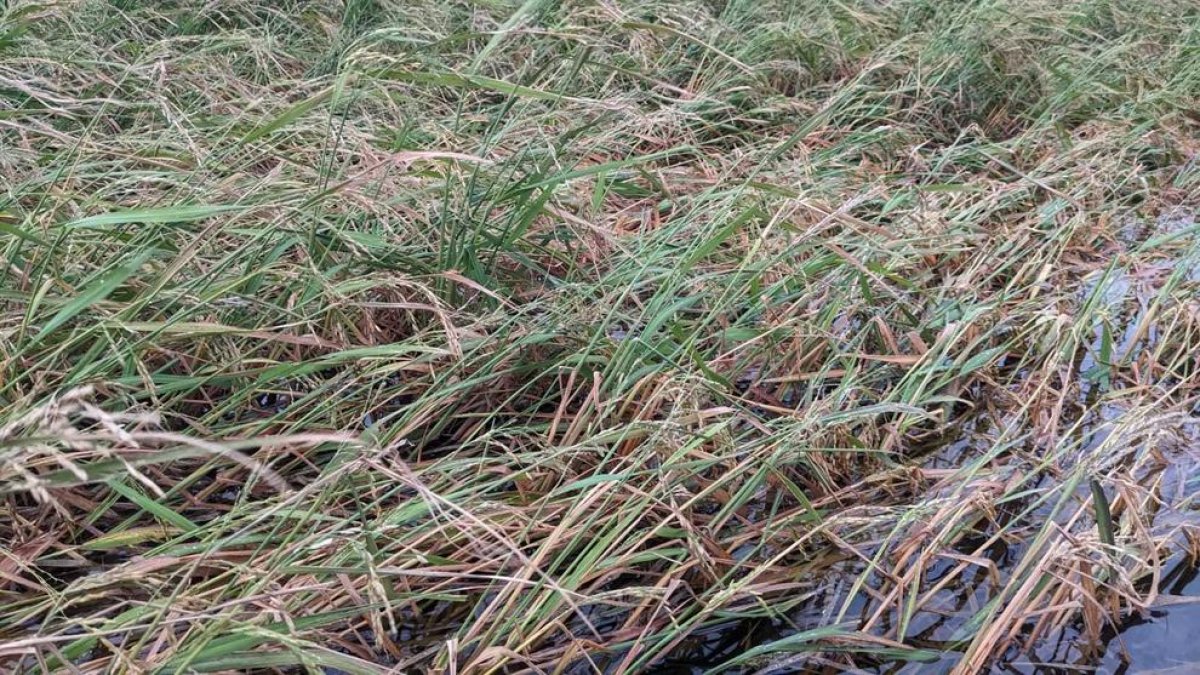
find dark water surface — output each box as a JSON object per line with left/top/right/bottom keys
{"left": 1094, "top": 560, "right": 1200, "bottom": 675}
{"left": 647, "top": 559, "right": 1200, "bottom": 675}
{"left": 650, "top": 557, "right": 1200, "bottom": 674}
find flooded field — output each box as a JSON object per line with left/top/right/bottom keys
{"left": 3, "top": 1, "right": 1199, "bottom": 672}
{"left": 603, "top": 239, "right": 1200, "bottom": 673}
{"left": 648, "top": 557, "right": 1200, "bottom": 674}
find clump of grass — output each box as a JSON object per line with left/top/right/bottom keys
{"left": 2, "top": 0, "right": 1199, "bottom": 672}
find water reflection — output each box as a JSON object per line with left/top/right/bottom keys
{"left": 1097, "top": 558, "right": 1200, "bottom": 675}
{"left": 656, "top": 556, "right": 1200, "bottom": 674}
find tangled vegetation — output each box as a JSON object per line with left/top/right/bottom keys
{"left": 2, "top": 0, "right": 1199, "bottom": 672}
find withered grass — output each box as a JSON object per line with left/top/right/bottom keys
{"left": 2, "top": 0, "right": 1200, "bottom": 672}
